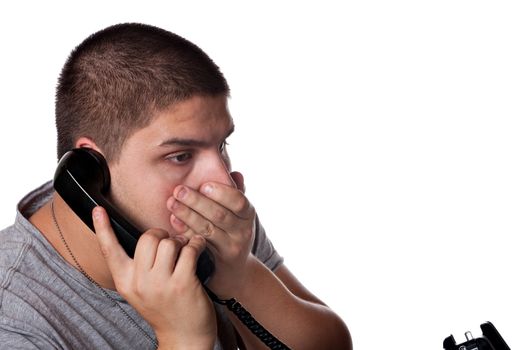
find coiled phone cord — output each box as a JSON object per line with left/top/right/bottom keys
{"left": 205, "top": 287, "right": 291, "bottom": 350}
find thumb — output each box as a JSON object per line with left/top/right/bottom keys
{"left": 92, "top": 206, "right": 132, "bottom": 282}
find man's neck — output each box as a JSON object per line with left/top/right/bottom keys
{"left": 30, "top": 193, "right": 116, "bottom": 290}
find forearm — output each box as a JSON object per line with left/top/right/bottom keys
{"left": 223, "top": 256, "right": 352, "bottom": 350}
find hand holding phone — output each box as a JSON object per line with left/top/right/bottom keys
{"left": 92, "top": 206, "right": 217, "bottom": 349}
{"left": 53, "top": 148, "right": 217, "bottom": 347}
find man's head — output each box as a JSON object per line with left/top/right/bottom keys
{"left": 55, "top": 23, "right": 236, "bottom": 234}
{"left": 55, "top": 23, "right": 229, "bottom": 162}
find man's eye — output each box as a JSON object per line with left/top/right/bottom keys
{"left": 168, "top": 152, "right": 193, "bottom": 163}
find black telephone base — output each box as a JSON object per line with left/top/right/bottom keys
{"left": 443, "top": 322, "right": 510, "bottom": 350}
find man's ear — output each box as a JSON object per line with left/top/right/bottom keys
{"left": 75, "top": 137, "right": 104, "bottom": 156}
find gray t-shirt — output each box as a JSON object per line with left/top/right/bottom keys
{"left": 0, "top": 182, "right": 283, "bottom": 349}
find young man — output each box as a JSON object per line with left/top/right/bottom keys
{"left": 0, "top": 23, "right": 351, "bottom": 349}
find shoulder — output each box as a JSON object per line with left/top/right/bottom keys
{"left": 0, "top": 218, "right": 53, "bottom": 299}
{"left": 0, "top": 222, "right": 34, "bottom": 282}
{"left": 0, "top": 211, "right": 67, "bottom": 322}
{"left": 0, "top": 181, "right": 57, "bottom": 289}
{"left": 0, "top": 224, "right": 58, "bottom": 348}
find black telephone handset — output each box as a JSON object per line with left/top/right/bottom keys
{"left": 53, "top": 148, "right": 215, "bottom": 284}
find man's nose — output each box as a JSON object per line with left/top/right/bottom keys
{"left": 198, "top": 152, "right": 235, "bottom": 188}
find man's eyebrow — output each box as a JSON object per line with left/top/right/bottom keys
{"left": 158, "top": 125, "right": 235, "bottom": 148}
{"left": 159, "top": 137, "right": 208, "bottom": 148}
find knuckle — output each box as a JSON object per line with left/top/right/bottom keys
{"left": 131, "top": 275, "right": 155, "bottom": 299}
{"left": 160, "top": 237, "right": 181, "bottom": 253}
{"left": 139, "top": 233, "right": 159, "bottom": 246}
{"left": 185, "top": 243, "right": 200, "bottom": 256}
{"left": 99, "top": 244, "right": 112, "bottom": 260}
{"left": 133, "top": 283, "right": 148, "bottom": 299}
{"left": 241, "top": 226, "right": 254, "bottom": 239}
{"left": 169, "top": 280, "right": 188, "bottom": 296}
{"left": 227, "top": 242, "right": 243, "bottom": 260}
{"left": 233, "top": 195, "right": 250, "bottom": 213}
{"left": 186, "top": 191, "right": 198, "bottom": 206}
{"left": 158, "top": 237, "right": 174, "bottom": 250}
{"left": 150, "top": 228, "right": 169, "bottom": 237}
{"left": 168, "top": 283, "right": 181, "bottom": 295}
{"left": 212, "top": 208, "right": 227, "bottom": 223}
{"left": 140, "top": 229, "right": 168, "bottom": 243}
{"left": 175, "top": 204, "right": 191, "bottom": 218}
{"left": 186, "top": 236, "right": 205, "bottom": 255}
{"left": 202, "top": 222, "right": 215, "bottom": 237}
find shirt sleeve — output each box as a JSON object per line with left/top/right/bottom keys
{"left": 251, "top": 214, "right": 284, "bottom": 271}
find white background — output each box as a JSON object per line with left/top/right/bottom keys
{"left": 1, "top": 1, "right": 524, "bottom": 348}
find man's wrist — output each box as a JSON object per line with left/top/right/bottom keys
{"left": 229, "top": 255, "right": 267, "bottom": 302}
{"left": 157, "top": 335, "right": 215, "bottom": 350}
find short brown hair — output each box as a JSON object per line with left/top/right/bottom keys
{"left": 55, "top": 23, "right": 229, "bottom": 162}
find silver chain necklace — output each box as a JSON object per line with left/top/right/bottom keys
{"left": 50, "top": 201, "right": 158, "bottom": 348}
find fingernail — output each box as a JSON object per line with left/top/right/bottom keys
{"left": 177, "top": 187, "right": 187, "bottom": 199}
{"left": 202, "top": 184, "right": 213, "bottom": 195}
{"left": 93, "top": 207, "right": 102, "bottom": 221}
